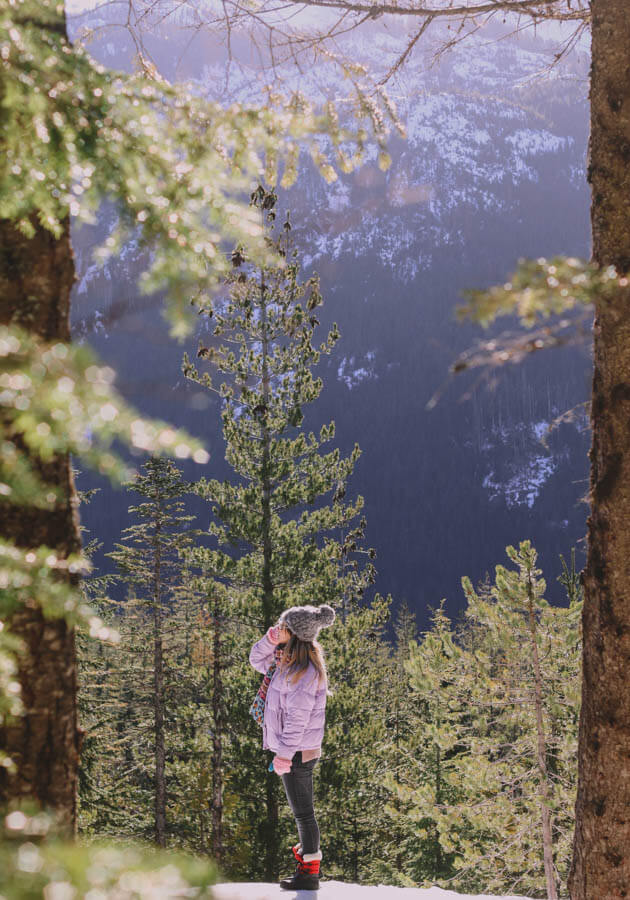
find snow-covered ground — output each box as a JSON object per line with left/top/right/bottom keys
{"left": 212, "top": 881, "right": 532, "bottom": 900}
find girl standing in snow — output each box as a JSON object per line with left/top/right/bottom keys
{"left": 249, "top": 603, "right": 335, "bottom": 891}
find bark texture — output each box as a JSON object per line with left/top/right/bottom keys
{"left": 569, "top": 2, "right": 630, "bottom": 896}
{"left": 0, "top": 217, "right": 82, "bottom": 833}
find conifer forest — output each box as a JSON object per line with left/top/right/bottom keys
{"left": 3, "top": 1, "right": 630, "bottom": 898}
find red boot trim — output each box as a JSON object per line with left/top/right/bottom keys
{"left": 300, "top": 860, "right": 320, "bottom": 876}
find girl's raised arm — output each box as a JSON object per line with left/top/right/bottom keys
{"left": 249, "top": 626, "right": 281, "bottom": 673}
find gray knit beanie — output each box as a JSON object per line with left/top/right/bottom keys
{"left": 278, "top": 604, "right": 336, "bottom": 643}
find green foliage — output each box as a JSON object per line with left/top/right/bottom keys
{"left": 382, "top": 602, "right": 463, "bottom": 886}
{"left": 79, "top": 458, "right": 199, "bottom": 843}
{"left": 180, "top": 188, "right": 389, "bottom": 875}
{"left": 0, "top": 326, "right": 206, "bottom": 725}
{"left": 0, "top": 326, "right": 207, "bottom": 504}
{"left": 1, "top": 1, "right": 400, "bottom": 336}
{"left": 459, "top": 255, "right": 623, "bottom": 328}
{"left": 316, "top": 591, "right": 393, "bottom": 883}
{"left": 79, "top": 589, "right": 170, "bottom": 840}
{"left": 183, "top": 188, "right": 376, "bottom": 617}
{"left": 368, "top": 602, "right": 423, "bottom": 888}
{"left": 0, "top": 809, "right": 218, "bottom": 899}
{"left": 107, "top": 457, "right": 197, "bottom": 587}
{"left": 390, "top": 543, "right": 581, "bottom": 898}
{"left": 79, "top": 538, "right": 582, "bottom": 894}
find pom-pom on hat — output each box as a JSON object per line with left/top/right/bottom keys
{"left": 278, "top": 604, "right": 336, "bottom": 643}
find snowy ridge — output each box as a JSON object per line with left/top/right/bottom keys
{"left": 68, "top": 7, "right": 587, "bottom": 291}
{"left": 260, "top": 30, "right": 587, "bottom": 278}
{"left": 212, "top": 881, "right": 532, "bottom": 899}
{"left": 482, "top": 455, "right": 557, "bottom": 510}
{"left": 478, "top": 419, "right": 565, "bottom": 509}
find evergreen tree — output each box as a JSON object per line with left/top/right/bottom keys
{"left": 158, "top": 570, "right": 218, "bottom": 854}
{"left": 78, "top": 573, "right": 219, "bottom": 850}
{"left": 182, "top": 186, "right": 383, "bottom": 880}
{"left": 385, "top": 601, "right": 463, "bottom": 887}
{"left": 75, "top": 483, "right": 122, "bottom": 838}
{"left": 0, "top": 0, "right": 389, "bottom": 825}
{"left": 315, "top": 588, "right": 391, "bottom": 883}
{"left": 393, "top": 543, "right": 581, "bottom": 898}
{"left": 78, "top": 578, "right": 159, "bottom": 841}
{"left": 106, "top": 457, "right": 196, "bottom": 846}
{"left": 375, "top": 601, "right": 421, "bottom": 886}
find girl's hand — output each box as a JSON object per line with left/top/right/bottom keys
{"left": 272, "top": 755, "right": 292, "bottom": 775}
{"left": 267, "top": 625, "right": 291, "bottom": 644}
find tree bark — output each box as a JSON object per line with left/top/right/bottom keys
{"left": 569, "top": 2, "right": 630, "bottom": 896}
{"left": 0, "top": 214, "right": 82, "bottom": 833}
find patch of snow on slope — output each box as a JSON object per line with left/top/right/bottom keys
{"left": 506, "top": 129, "right": 571, "bottom": 155}
{"left": 212, "top": 880, "right": 532, "bottom": 900}
{"left": 338, "top": 351, "right": 377, "bottom": 389}
{"left": 327, "top": 181, "right": 352, "bottom": 212}
{"left": 480, "top": 420, "right": 564, "bottom": 508}
{"left": 532, "top": 421, "right": 551, "bottom": 442}
{"left": 483, "top": 454, "right": 557, "bottom": 509}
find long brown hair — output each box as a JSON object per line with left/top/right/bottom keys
{"left": 279, "top": 632, "right": 328, "bottom": 689}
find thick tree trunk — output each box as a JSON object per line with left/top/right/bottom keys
{"left": 0, "top": 216, "right": 82, "bottom": 833}
{"left": 569, "top": 2, "right": 630, "bottom": 896}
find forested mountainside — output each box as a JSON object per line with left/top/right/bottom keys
{"left": 70, "top": 7, "right": 591, "bottom": 622}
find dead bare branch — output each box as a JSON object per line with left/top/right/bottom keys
{"left": 426, "top": 311, "right": 592, "bottom": 411}
{"left": 69, "top": 0, "right": 589, "bottom": 97}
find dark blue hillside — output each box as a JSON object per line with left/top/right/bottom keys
{"left": 72, "top": 9, "right": 591, "bottom": 629}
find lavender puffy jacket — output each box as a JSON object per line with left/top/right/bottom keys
{"left": 249, "top": 632, "right": 327, "bottom": 759}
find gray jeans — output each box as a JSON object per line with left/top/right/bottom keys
{"left": 280, "top": 751, "right": 320, "bottom": 855}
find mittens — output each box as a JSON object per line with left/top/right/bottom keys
{"left": 273, "top": 755, "right": 293, "bottom": 775}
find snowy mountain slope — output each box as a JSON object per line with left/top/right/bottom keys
{"left": 69, "top": 7, "right": 588, "bottom": 306}
{"left": 70, "top": 5, "right": 592, "bottom": 616}
{"left": 190, "top": 24, "right": 588, "bottom": 281}
{"left": 212, "top": 881, "right": 532, "bottom": 900}
{"left": 70, "top": 6, "right": 587, "bottom": 285}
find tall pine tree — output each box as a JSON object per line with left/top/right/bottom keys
{"left": 107, "top": 457, "right": 196, "bottom": 847}
{"left": 183, "top": 186, "right": 382, "bottom": 880}
{"left": 392, "top": 543, "right": 581, "bottom": 898}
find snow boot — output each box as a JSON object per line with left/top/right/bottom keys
{"left": 280, "top": 846, "right": 322, "bottom": 890}
{"left": 292, "top": 844, "right": 324, "bottom": 877}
